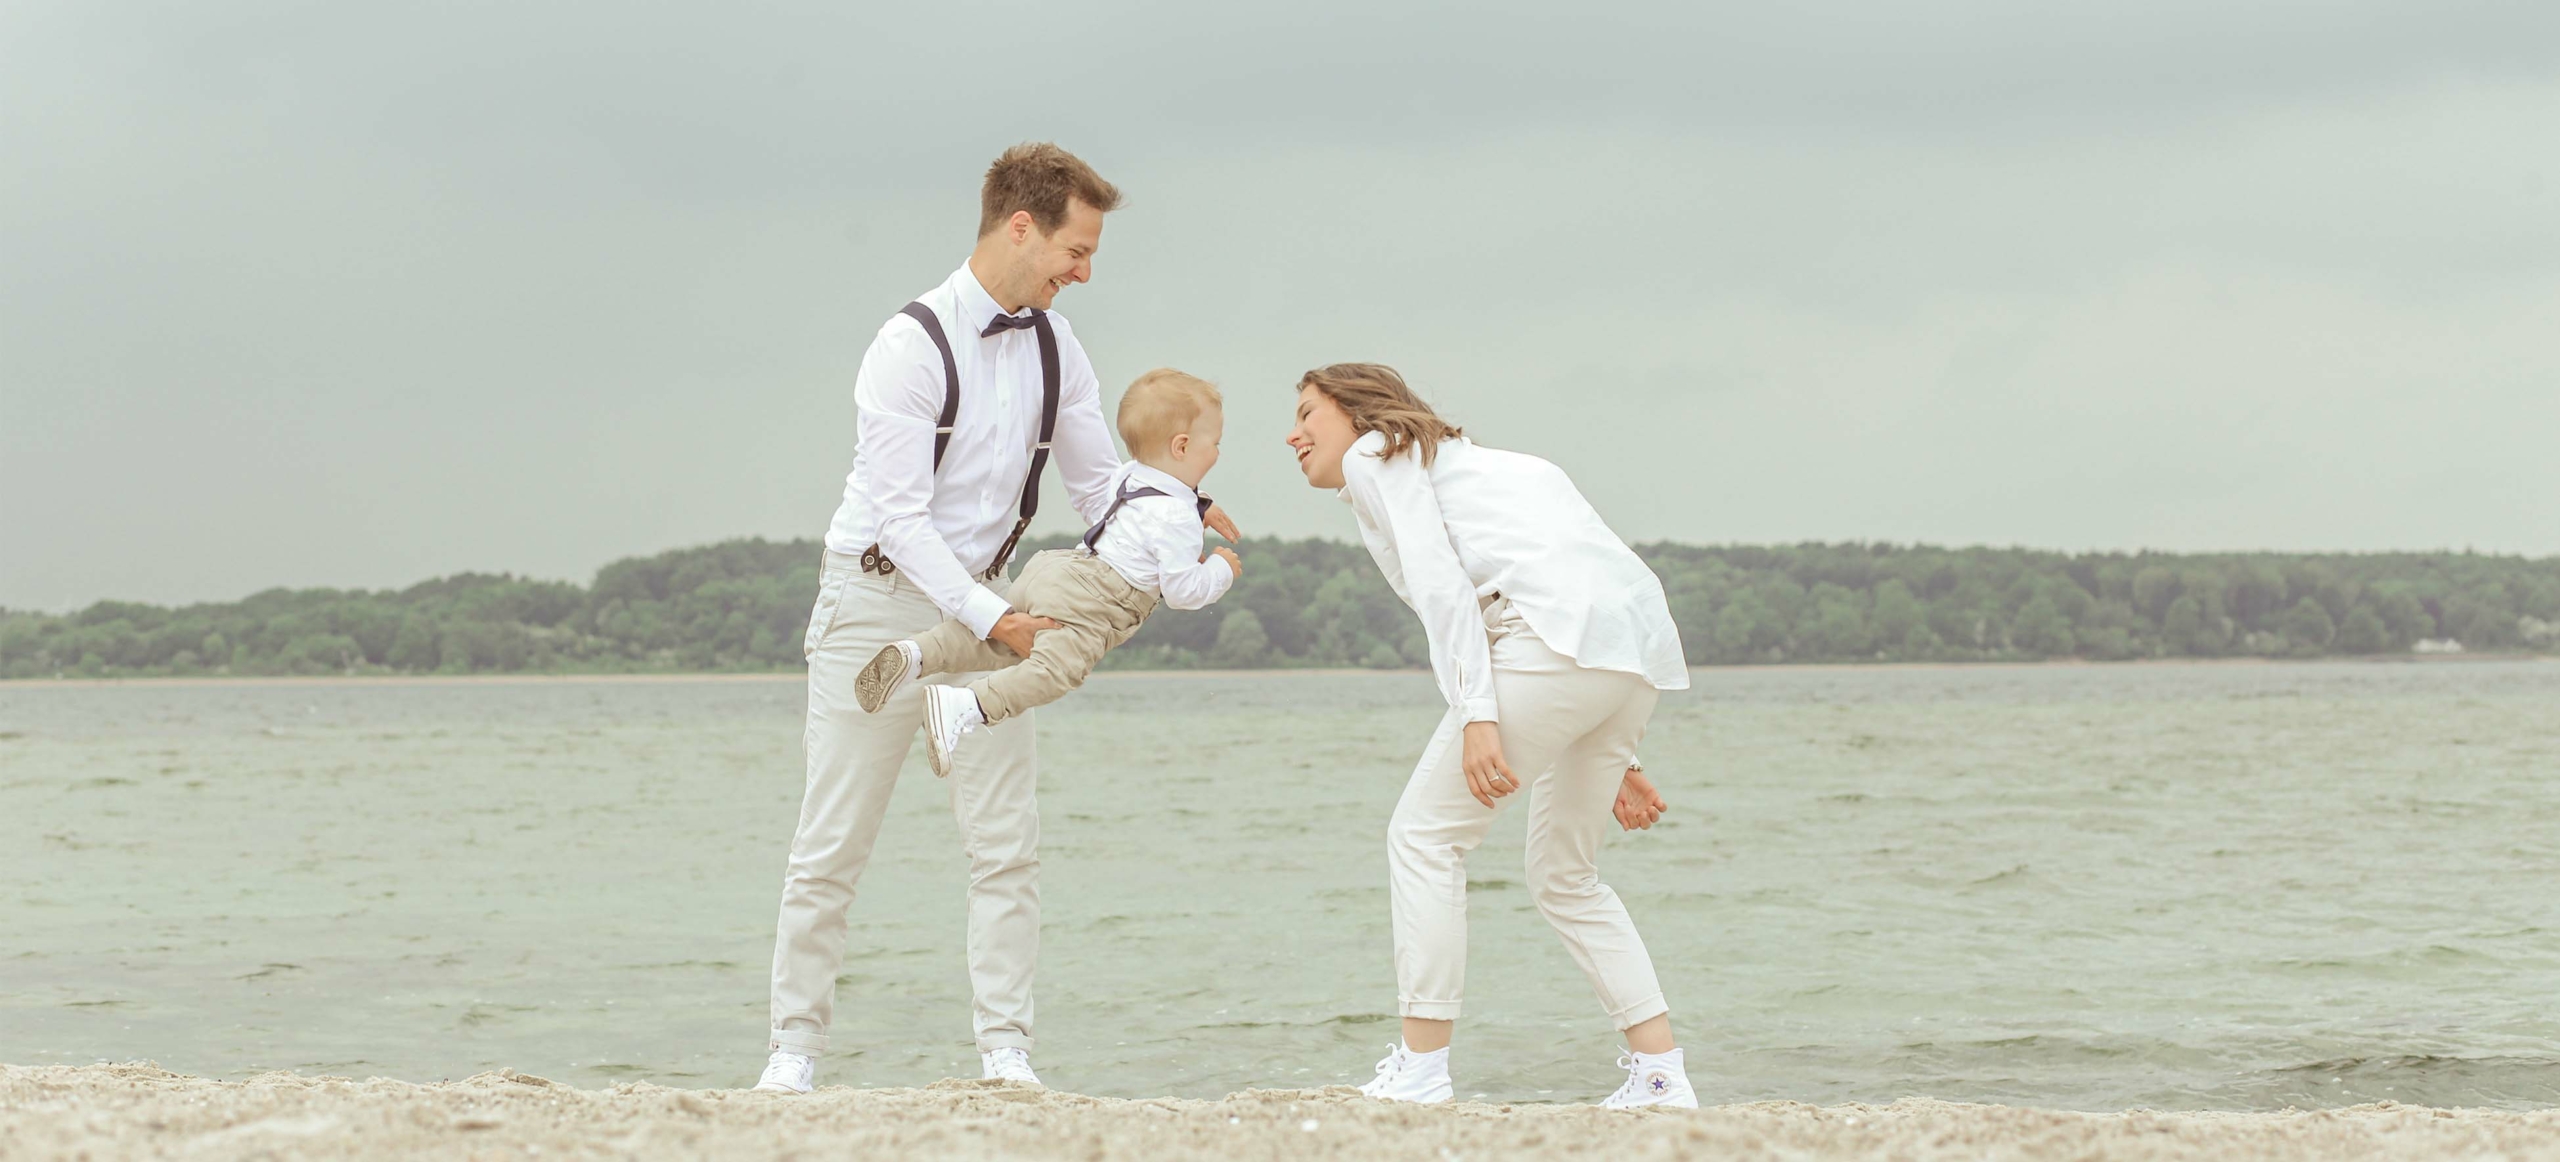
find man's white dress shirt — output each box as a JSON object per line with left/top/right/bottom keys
{"left": 1087, "top": 461, "right": 1235, "bottom": 612}
{"left": 1338, "top": 431, "right": 1689, "bottom": 723}
{"left": 825, "top": 265, "right": 1122, "bottom": 638}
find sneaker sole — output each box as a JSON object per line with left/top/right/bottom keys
{"left": 855, "top": 645, "right": 908, "bottom": 714}
{"left": 924, "top": 688, "right": 957, "bottom": 779}
{"left": 1358, "top": 1086, "right": 1452, "bottom": 1104}
{"left": 1602, "top": 1091, "right": 1699, "bottom": 1110}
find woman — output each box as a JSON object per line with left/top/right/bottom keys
{"left": 1285, "top": 363, "right": 1694, "bottom": 1109}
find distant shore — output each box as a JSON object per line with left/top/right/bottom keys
{"left": 1, "top": 652, "right": 2549, "bottom": 690}
{"left": 6, "top": 1064, "right": 2555, "bottom": 1162}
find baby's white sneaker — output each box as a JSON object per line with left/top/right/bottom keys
{"left": 1601, "top": 1047, "right": 1697, "bottom": 1109}
{"left": 981, "top": 1047, "right": 1042, "bottom": 1087}
{"left": 856, "top": 641, "right": 922, "bottom": 713}
{"left": 1358, "top": 1042, "right": 1453, "bottom": 1104}
{"left": 753, "top": 1049, "right": 814, "bottom": 1094}
{"left": 921, "top": 683, "right": 983, "bottom": 778}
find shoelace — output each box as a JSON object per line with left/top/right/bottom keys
{"left": 1372, "top": 1043, "right": 1406, "bottom": 1078}
{"left": 1608, "top": 1053, "right": 1646, "bottom": 1103}
{"left": 987, "top": 1048, "right": 1034, "bottom": 1077}
{"left": 761, "top": 1056, "right": 807, "bottom": 1086}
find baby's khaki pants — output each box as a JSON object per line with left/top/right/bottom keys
{"left": 913, "top": 549, "right": 1159, "bottom": 724}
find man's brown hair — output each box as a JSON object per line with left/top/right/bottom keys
{"left": 1296, "top": 363, "right": 1464, "bottom": 466}
{"left": 979, "top": 143, "right": 1122, "bottom": 237}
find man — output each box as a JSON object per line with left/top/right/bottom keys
{"left": 755, "top": 143, "right": 1234, "bottom": 1093}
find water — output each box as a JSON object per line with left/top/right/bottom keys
{"left": 3, "top": 662, "right": 2557, "bottom": 1110}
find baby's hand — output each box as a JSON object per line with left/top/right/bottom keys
{"left": 1209, "top": 546, "right": 1242, "bottom": 578}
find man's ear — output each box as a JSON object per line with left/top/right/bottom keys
{"left": 1009, "top": 210, "right": 1035, "bottom": 245}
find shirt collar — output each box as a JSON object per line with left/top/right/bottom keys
{"left": 1334, "top": 430, "right": 1390, "bottom": 504}
{"left": 952, "top": 264, "right": 1032, "bottom": 338}
{"left": 1123, "top": 460, "right": 1197, "bottom": 503}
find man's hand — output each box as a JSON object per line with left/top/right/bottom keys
{"left": 988, "top": 610, "right": 1061, "bottom": 658}
{"left": 1209, "top": 546, "right": 1242, "bottom": 578}
{"left": 1202, "top": 502, "right": 1240, "bottom": 543}
{"left": 1613, "top": 768, "right": 1668, "bottom": 831}
{"left": 1461, "top": 720, "right": 1517, "bottom": 809}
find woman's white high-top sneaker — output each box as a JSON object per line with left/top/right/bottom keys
{"left": 1601, "top": 1047, "right": 1698, "bottom": 1109}
{"left": 1358, "top": 1043, "right": 1454, "bottom": 1103}
{"left": 753, "top": 1050, "right": 815, "bottom": 1094}
{"left": 981, "top": 1047, "right": 1043, "bottom": 1087}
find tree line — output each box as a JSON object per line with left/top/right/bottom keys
{"left": 5, "top": 538, "right": 2555, "bottom": 680}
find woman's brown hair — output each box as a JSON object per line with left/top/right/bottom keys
{"left": 1296, "top": 363, "right": 1463, "bottom": 466}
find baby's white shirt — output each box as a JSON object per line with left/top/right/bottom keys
{"left": 1088, "top": 461, "right": 1234, "bottom": 611}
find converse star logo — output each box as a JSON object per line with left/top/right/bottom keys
{"left": 1649, "top": 1074, "right": 1669, "bottom": 1093}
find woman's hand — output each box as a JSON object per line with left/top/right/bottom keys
{"left": 1461, "top": 720, "right": 1517, "bottom": 809}
{"left": 1202, "top": 502, "right": 1240, "bottom": 542}
{"left": 1613, "top": 768, "right": 1667, "bottom": 831}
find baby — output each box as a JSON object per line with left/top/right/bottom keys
{"left": 857, "top": 368, "right": 1241, "bottom": 775}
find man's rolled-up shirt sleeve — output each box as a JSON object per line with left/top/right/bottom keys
{"left": 1049, "top": 325, "right": 1124, "bottom": 526}
{"left": 855, "top": 325, "right": 1013, "bottom": 638}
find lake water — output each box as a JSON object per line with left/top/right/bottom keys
{"left": 4, "top": 662, "right": 2557, "bottom": 1110}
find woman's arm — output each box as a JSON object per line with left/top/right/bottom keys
{"left": 1340, "top": 447, "right": 1496, "bottom": 724}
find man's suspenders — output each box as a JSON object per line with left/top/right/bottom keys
{"left": 898, "top": 301, "right": 963, "bottom": 471}
{"left": 859, "top": 301, "right": 1060, "bottom": 582}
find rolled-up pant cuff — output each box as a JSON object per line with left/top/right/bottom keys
{"left": 1607, "top": 993, "right": 1669, "bottom": 1032}
{"left": 1398, "top": 999, "right": 1463, "bottom": 1021}
{"left": 770, "top": 1029, "right": 827, "bottom": 1056}
{"left": 976, "top": 1031, "right": 1034, "bottom": 1053}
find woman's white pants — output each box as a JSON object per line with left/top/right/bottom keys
{"left": 1387, "top": 623, "right": 1668, "bottom": 1030}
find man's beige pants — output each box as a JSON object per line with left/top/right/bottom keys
{"left": 1388, "top": 603, "right": 1669, "bottom": 1031}
{"left": 911, "top": 549, "right": 1157, "bottom": 724}
{"left": 769, "top": 551, "right": 1042, "bottom": 1057}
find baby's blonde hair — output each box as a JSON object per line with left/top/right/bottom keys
{"left": 1116, "top": 368, "right": 1223, "bottom": 454}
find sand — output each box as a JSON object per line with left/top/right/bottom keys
{"left": 4, "top": 1065, "right": 2555, "bottom": 1161}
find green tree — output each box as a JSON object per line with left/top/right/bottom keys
{"left": 1872, "top": 580, "right": 1926, "bottom": 648}
{"left": 2162, "top": 594, "right": 2221, "bottom": 656}
{"left": 388, "top": 615, "right": 439, "bottom": 671}
{"left": 1799, "top": 584, "right": 1872, "bottom": 658}
{"left": 1207, "top": 610, "right": 1269, "bottom": 668}
{"left": 2336, "top": 606, "right": 2390, "bottom": 654}
{"left": 2280, "top": 597, "right": 2335, "bottom": 653}
{"left": 2011, "top": 593, "right": 2075, "bottom": 658}
{"left": 2131, "top": 566, "right": 2180, "bottom": 621}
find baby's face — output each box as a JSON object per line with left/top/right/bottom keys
{"left": 1173, "top": 405, "right": 1223, "bottom": 488}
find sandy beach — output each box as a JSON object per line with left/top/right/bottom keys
{"left": 3, "top": 1064, "right": 2553, "bottom": 1161}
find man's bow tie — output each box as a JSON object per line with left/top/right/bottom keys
{"left": 980, "top": 311, "right": 1045, "bottom": 338}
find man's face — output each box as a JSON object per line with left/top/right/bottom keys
{"left": 1015, "top": 198, "right": 1104, "bottom": 310}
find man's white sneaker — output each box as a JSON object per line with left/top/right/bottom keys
{"left": 753, "top": 1050, "right": 814, "bottom": 1094}
{"left": 1600, "top": 1047, "right": 1698, "bottom": 1109}
{"left": 856, "top": 641, "right": 921, "bottom": 714}
{"left": 981, "top": 1047, "right": 1042, "bottom": 1087}
{"left": 921, "top": 683, "right": 981, "bottom": 778}
{"left": 1357, "top": 1042, "right": 1453, "bottom": 1104}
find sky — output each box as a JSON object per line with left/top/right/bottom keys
{"left": 5, "top": 1, "right": 2556, "bottom": 611}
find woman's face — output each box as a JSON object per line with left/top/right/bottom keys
{"left": 1286, "top": 384, "right": 1360, "bottom": 490}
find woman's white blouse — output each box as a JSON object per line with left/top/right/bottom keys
{"left": 1338, "top": 431, "right": 1690, "bottom": 722}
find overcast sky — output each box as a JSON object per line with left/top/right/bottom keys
{"left": 5, "top": 1, "right": 2556, "bottom": 610}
